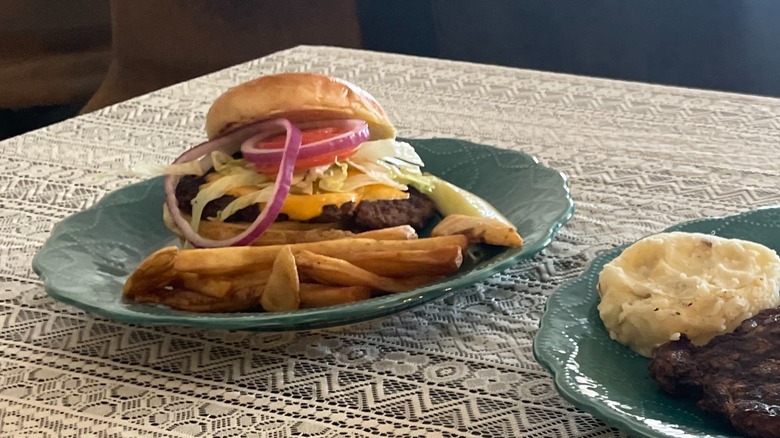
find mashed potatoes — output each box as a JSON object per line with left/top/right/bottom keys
{"left": 598, "top": 232, "right": 780, "bottom": 357}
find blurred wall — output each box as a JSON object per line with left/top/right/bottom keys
{"left": 359, "top": 0, "right": 780, "bottom": 98}
{"left": 83, "top": 0, "right": 362, "bottom": 112}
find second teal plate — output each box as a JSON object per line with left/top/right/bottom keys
{"left": 534, "top": 207, "right": 780, "bottom": 438}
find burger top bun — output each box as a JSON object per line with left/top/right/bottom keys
{"left": 205, "top": 72, "right": 397, "bottom": 140}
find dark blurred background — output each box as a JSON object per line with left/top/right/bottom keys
{"left": 3, "top": 0, "right": 780, "bottom": 140}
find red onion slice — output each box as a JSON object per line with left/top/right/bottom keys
{"left": 240, "top": 119, "right": 369, "bottom": 165}
{"left": 163, "top": 119, "right": 302, "bottom": 247}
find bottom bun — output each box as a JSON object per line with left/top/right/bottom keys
{"left": 162, "top": 204, "right": 355, "bottom": 246}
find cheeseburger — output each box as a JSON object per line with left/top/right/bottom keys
{"left": 163, "top": 72, "right": 440, "bottom": 248}
{"left": 162, "top": 72, "right": 521, "bottom": 249}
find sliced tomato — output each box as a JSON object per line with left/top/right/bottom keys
{"left": 257, "top": 127, "right": 344, "bottom": 150}
{"left": 252, "top": 126, "right": 360, "bottom": 173}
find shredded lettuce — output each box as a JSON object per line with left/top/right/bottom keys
{"left": 385, "top": 163, "right": 436, "bottom": 193}
{"left": 345, "top": 159, "right": 407, "bottom": 191}
{"left": 290, "top": 165, "right": 327, "bottom": 195}
{"left": 351, "top": 139, "right": 425, "bottom": 166}
{"left": 338, "top": 173, "right": 394, "bottom": 192}
{"left": 131, "top": 160, "right": 206, "bottom": 178}
{"left": 210, "top": 151, "right": 233, "bottom": 172}
{"left": 316, "top": 162, "right": 349, "bottom": 192}
{"left": 190, "top": 172, "right": 269, "bottom": 231}
{"left": 336, "top": 138, "right": 433, "bottom": 192}
{"left": 211, "top": 152, "right": 271, "bottom": 180}
{"left": 215, "top": 168, "right": 319, "bottom": 220}
{"left": 290, "top": 180, "right": 313, "bottom": 195}
{"left": 215, "top": 186, "right": 276, "bottom": 221}
{"left": 119, "top": 152, "right": 256, "bottom": 180}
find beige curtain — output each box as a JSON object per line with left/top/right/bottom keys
{"left": 0, "top": 0, "right": 362, "bottom": 113}
{"left": 0, "top": 0, "right": 111, "bottom": 109}
{"left": 82, "top": 0, "right": 362, "bottom": 113}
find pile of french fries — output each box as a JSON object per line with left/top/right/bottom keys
{"left": 123, "top": 215, "right": 522, "bottom": 313}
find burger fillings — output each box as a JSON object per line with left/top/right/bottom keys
{"left": 160, "top": 72, "right": 522, "bottom": 249}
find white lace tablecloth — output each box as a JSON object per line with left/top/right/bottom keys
{"left": 2, "top": 45, "right": 780, "bottom": 437}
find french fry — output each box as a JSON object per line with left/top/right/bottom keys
{"left": 229, "top": 271, "right": 271, "bottom": 299}
{"left": 131, "top": 288, "right": 257, "bottom": 313}
{"left": 241, "top": 224, "right": 416, "bottom": 244}
{"left": 299, "top": 283, "right": 372, "bottom": 308}
{"left": 355, "top": 225, "right": 418, "bottom": 241}
{"left": 177, "top": 273, "right": 232, "bottom": 298}
{"left": 172, "top": 269, "right": 270, "bottom": 298}
{"left": 431, "top": 214, "right": 523, "bottom": 247}
{"left": 174, "top": 235, "right": 469, "bottom": 276}
{"left": 250, "top": 229, "right": 357, "bottom": 246}
{"left": 123, "top": 246, "right": 179, "bottom": 298}
{"left": 125, "top": 230, "right": 466, "bottom": 312}
{"left": 295, "top": 250, "right": 442, "bottom": 293}
{"left": 261, "top": 246, "right": 300, "bottom": 312}
{"left": 336, "top": 246, "right": 463, "bottom": 277}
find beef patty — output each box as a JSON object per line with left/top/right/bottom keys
{"left": 175, "top": 174, "right": 437, "bottom": 230}
{"left": 349, "top": 187, "right": 436, "bottom": 231}
{"left": 649, "top": 307, "right": 780, "bottom": 438}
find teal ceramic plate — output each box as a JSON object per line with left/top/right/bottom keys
{"left": 534, "top": 207, "right": 780, "bottom": 438}
{"left": 33, "top": 138, "right": 574, "bottom": 331}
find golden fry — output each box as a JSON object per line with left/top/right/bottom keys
{"left": 355, "top": 225, "right": 418, "bottom": 241}
{"left": 125, "top": 228, "right": 467, "bottom": 313}
{"left": 177, "top": 273, "right": 232, "bottom": 298}
{"left": 123, "top": 246, "right": 179, "bottom": 298}
{"left": 251, "top": 229, "right": 356, "bottom": 246}
{"left": 431, "top": 214, "right": 523, "bottom": 247}
{"left": 229, "top": 271, "right": 271, "bottom": 300}
{"left": 164, "top": 205, "right": 344, "bottom": 246}
{"left": 299, "top": 283, "right": 372, "bottom": 308}
{"left": 295, "top": 250, "right": 442, "bottom": 293}
{"left": 174, "top": 235, "right": 469, "bottom": 276}
{"left": 261, "top": 246, "right": 301, "bottom": 312}
{"left": 131, "top": 288, "right": 257, "bottom": 313}
{"left": 175, "top": 270, "right": 270, "bottom": 299}
{"left": 336, "top": 246, "right": 463, "bottom": 277}
{"left": 245, "top": 225, "right": 418, "bottom": 246}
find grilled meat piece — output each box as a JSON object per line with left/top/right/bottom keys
{"left": 649, "top": 307, "right": 780, "bottom": 438}
{"left": 350, "top": 187, "right": 436, "bottom": 231}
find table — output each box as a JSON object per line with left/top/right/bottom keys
{"left": 3, "top": 45, "right": 780, "bottom": 437}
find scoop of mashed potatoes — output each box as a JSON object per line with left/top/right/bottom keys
{"left": 598, "top": 232, "right": 780, "bottom": 357}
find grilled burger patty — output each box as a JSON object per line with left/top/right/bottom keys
{"left": 350, "top": 187, "right": 436, "bottom": 230}
{"left": 174, "top": 174, "right": 437, "bottom": 230}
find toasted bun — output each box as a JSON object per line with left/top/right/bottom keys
{"left": 205, "top": 72, "right": 396, "bottom": 140}
{"left": 162, "top": 205, "right": 345, "bottom": 246}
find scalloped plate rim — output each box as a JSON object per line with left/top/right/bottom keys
{"left": 32, "top": 137, "right": 575, "bottom": 330}
{"left": 533, "top": 206, "right": 780, "bottom": 438}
